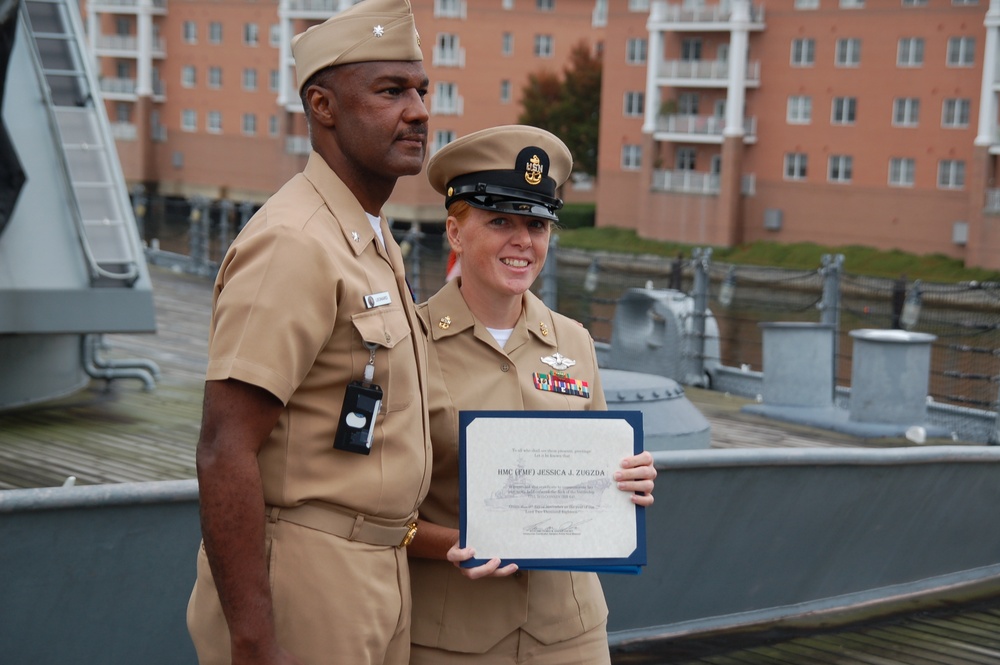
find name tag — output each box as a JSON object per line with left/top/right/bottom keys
{"left": 364, "top": 291, "right": 392, "bottom": 309}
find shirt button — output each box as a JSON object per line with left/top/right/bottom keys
{"left": 501, "top": 363, "right": 510, "bottom": 372}
{"left": 384, "top": 332, "right": 392, "bottom": 344}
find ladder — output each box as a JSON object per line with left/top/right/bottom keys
{"left": 22, "top": 0, "right": 141, "bottom": 285}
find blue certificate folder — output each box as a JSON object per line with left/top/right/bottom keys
{"left": 458, "top": 410, "right": 646, "bottom": 575}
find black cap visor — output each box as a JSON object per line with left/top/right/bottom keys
{"left": 448, "top": 183, "right": 563, "bottom": 222}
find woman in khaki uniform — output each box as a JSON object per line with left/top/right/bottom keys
{"left": 408, "top": 126, "right": 657, "bottom": 664}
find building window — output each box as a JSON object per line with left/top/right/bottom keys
{"left": 902, "top": 0, "right": 928, "bottom": 5}
{"left": 791, "top": 38, "right": 815, "bottom": 67}
{"left": 840, "top": 0, "right": 864, "bottom": 7}
{"left": 242, "top": 113, "right": 256, "bottom": 136}
{"left": 114, "top": 102, "right": 130, "bottom": 123}
{"left": 628, "top": 0, "right": 650, "bottom": 9}
{"left": 436, "top": 33, "right": 462, "bottom": 66}
{"left": 115, "top": 17, "right": 130, "bottom": 36}
{"left": 942, "top": 98, "right": 971, "bottom": 127}
{"left": 678, "top": 93, "right": 699, "bottom": 115}
{"left": 208, "top": 67, "right": 222, "bottom": 89}
{"left": 835, "top": 38, "right": 861, "bottom": 67}
{"left": 207, "top": 111, "right": 222, "bottom": 133}
{"left": 244, "top": 23, "right": 259, "bottom": 47}
{"left": 787, "top": 95, "right": 812, "bottom": 124}
{"left": 502, "top": 32, "right": 513, "bottom": 56}
{"left": 889, "top": 158, "right": 916, "bottom": 186}
{"left": 893, "top": 98, "right": 920, "bottom": 126}
{"left": 828, "top": 156, "right": 853, "bottom": 183}
{"left": 897, "top": 38, "right": 924, "bottom": 66}
{"left": 183, "top": 21, "right": 197, "bottom": 44}
{"left": 181, "top": 65, "right": 196, "bottom": 88}
{"left": 537, "top": 0, "right": 554, "bottom": 10}
{"left": 831, "top": 97, "right": 857, "bottom": 124}
{"left": 952, "top": 0, "right": 978, "bottom": 4}
{"left": 269, "top": 24, "right": 280, "bottom": 48}
{"left": 500, "top": 79, "right": 512, "bottom": 103}
{"left": 503, "top": 0, "right": 514, "bottom": 8}
{"left": 938, "top": 160, "right": 965, "bottom": 189}
{"left": 622, "top": 145, "right": 641, "bottom": 170}
{"left": 435, "top": 0, "right": 464, "bottom": 18}
{"left": 676, "top": 147, "right": 696, "bottom": 171}
{"left": 795, "top": 0, "right": 819, "bottom": 8}
{"left": 268, "top": 115, "right": 279, "bottom": 137}
{"left": 624, "top": 91, "right": 644, "bottom": 117}
{"left": 433, "top": 82, "right": 461, "bottom": 115}
{"left": 534, "top": 35, "right": 553, "bottom": 57}
{"left": 432, "top": 129, "right": 456, "bottom": 155}
{"left": 784, "top": 153, "right": 808, "bottom": 180}
{"left": 626, "top": 38, "right": 647, "bottom": 64}
{"left": 209, "top": 22, "right": 222, "bottom": 44}
{"left": 181, "top": 109, "right": 196, "bottom": 132}
{"left": 681, "top": 39, "right": 702, "bottom": 61}
{"left": 242, "top": 68, "right": 257, "bottom": 91}
{"left": 947, "top": 37, "right": 975, "bottom": 66}
{"left": 269, "top": 70, "right": 280, "bottom": 93}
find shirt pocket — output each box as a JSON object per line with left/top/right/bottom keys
{"left": 350, "top": 307, "right": 416, "bottom": 413}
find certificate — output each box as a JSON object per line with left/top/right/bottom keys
{"left": 459, "top": 410, "right": 646, "bottom": 574}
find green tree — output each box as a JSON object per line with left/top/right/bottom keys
{"left": 518, "top": 40, "right": 602, "bottom": 177}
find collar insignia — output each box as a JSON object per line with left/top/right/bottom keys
{"left": 351, "top": 231, "right": 360, "bottom": 242}
{"left": 438, "top": 316, "right": 452, "bottom": 330}
{"left": 539, "top": 322, "right": 549, "bottom": 336}
{"left": 373, "top": 25, "right": 385, "bottom": 38}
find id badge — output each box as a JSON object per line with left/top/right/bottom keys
{"left": 333, "top": 381, "right": 383, "bottom": 455}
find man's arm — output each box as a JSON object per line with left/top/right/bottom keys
{"left": 196, "top": 378, "right": 299, "bottom": 664}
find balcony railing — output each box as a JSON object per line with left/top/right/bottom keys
{"left": 100, "top": 77, "right": 136, "bottom": 95}
{"left": 986, "top": 188, "right": 1000, "bottom": 212}
{"left": 109, "top": 122, "right": 137, "bottom": 140}
{"left": 652, "top": 170, "right": 756, "bottom": 196}
{"left": 95, "top": 35, "right": 165, "bottom": 55}
{"left": 658, "top": 59, "right": 761, "bottom": 85}
{"left": 648, "top": 1, "right": 765, "bottom": 26}
{"left": 286, "top": 135, "right": 311, "bottom": 155}
{"left": 89, "top": 0, "right": 167, "bottom": 12}
{"left": 655, "top": 114, "right": 757, "bottom": 141}
{"left": 432, "top": 46, "right": 466, "bottom": 68}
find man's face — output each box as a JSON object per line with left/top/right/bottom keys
{"left": 328, "top": 61, "right": 429, "bottom": 181}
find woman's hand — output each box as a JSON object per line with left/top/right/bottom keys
{"left": 446, "top": 543, "right": 519, "bottom": 579}
{"left": 614, "top": 451, "right": 656, "bottom": 506}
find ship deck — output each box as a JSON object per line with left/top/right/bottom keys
{"left": 1, "top": 265, "right": 998, "bottom": 664}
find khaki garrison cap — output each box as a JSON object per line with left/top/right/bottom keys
{"left": 292, "top": 0, "right": 423, "bottom": 93}
{"left": 426, "top": 125, "right": 573, "bottom": 222}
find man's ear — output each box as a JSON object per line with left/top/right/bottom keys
{"left": 305, "top": 85, "right": 336, "bottom": 128}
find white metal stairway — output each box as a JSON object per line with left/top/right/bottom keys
{"left": 22, "top": 0, "right": 141, "bottom": 285}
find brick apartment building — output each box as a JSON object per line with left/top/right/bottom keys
{"left": 83, "top": 0, "right": 1000, "bottom": 269}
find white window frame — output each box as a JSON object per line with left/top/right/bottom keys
{"left": 536, "top": 0, "right": 554, "bottom": 10}
{"left": 835, "top": 38, "right": 861, "bottom": 67}
{"left": 622, "top": 145, "right": 641, "bottom": 170}
{"left": 626, "top": 38, "right": 648, "bottom": 65}
{"left": 795, "top": 0, "right": 819, "bottom": 8}
{"left": 500, "top": 79, "right": 512, "bottom": 103}
{"left": 268, "top": 114, "right": 279, "bottom": 137}
{"left": 183, "top": 20, "right": 197, "bottom": 44}
{"left": 432, "top": 129, "right": 456, "bottom": 155}
{"left": 787, "top": 95, "right": 812, "bottom": 124}
{"left": 897, "top": 38, "right": 924, "bottom": 67}
{"left": 209, "top": 21, "right": 222, "bottom": 45}
{"left": 676, "top": 147, "right": 696, "bottom": 171}
{"left": 269, "top": 70, "right": 280, "bottom": 93}
{"left": 628, "top": 0, "right": 650, "bottom": 10}
{"left": 242, "top": 113, "right": 256, "bottom": 136}
{"left": 942, "top": 98, "right": 971, "bottom": 127}
{"left": 831, "top": 97, "right": 857, "bottom": 125}
{"left": 828, "top": 155, "right": 853, "bottom": 183}
{"left": 502, "top": 32, "right": 513, "bottom": 56}
{"left": 893, "top": 98, "right": 920, "bottom": 126}
{"left": 181, "top": 65, "right": 196, "bottom": 88}
{"left": 889, "top": 158, "right": 916, "bottom": 187}
{"left": 624, "top": 91, "right": 644, "bottom": 117}
{"left": 242, "top": 68, "right": 257, "bottom": 92}
{"left": 207, "top": 110, "right": 222, "bottom": 134}
{"left": 243, "top": 23, "right": 258, "bottom": 47}
{"left": 181, "top": 109, "right": 197, "bottom": 132}
{"left": 947, "top": 36, "right": 975, "bottom": 66}
{"left": 791, "top": 38, "right": 815, "bottom": 67}
{"left": 269, "top": 24, "right": 280, "bottom": 48}
{"left": 784, "top": 153, "right": 808, "bottom": 181}
{"left": 534, "top": 34, "right": 553, "bottom": 58}
{"left": 208, "top": 66, "right": 222, "bottom": 89}
{"left": 938, "top": 160, "right": 965, "bottom": 189}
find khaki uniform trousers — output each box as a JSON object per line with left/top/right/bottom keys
{"left": 409, "top": 621, "right": 611, "bottom": 665}
{"left": 187, "top": 518, "right": 412, "bottom": 665}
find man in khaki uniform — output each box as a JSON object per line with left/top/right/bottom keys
{"left": 185, "top": 2, "right": 431, "bottom": 663}
{"left": 407, "top": 126, "right": 657, "bottom": 664}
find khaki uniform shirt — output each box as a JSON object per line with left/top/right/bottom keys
{"left": 410, "top": 279, "right": 609, "bottom": 653}
{"left": 206, "top": 151, "right": 431, "bottom": 518}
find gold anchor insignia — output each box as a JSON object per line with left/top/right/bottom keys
{"left": 415, "top": 29, "right": 421, "bottom": 46}
{"left": 524, "top": 154, "right": 543, "bottom": 186}
{"left": 539, "top": 322, "right": 549, "bottom": 336}
{"left": 438, "top": 316, "right": 452, "bottom": 330}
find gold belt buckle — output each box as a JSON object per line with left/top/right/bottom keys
{"left": 399, "top": 522, "right": 418, "bottom": 548}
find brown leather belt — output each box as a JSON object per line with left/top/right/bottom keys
{"left": 266, "top": 501, "right": 418, "bottom": 548}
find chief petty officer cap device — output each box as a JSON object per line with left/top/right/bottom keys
{"left": 427, "top": 125, "right": 573, "bottom": 222}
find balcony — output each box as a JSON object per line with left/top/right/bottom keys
{"left": 283, "top": 0, "right": 351, "bottom": 19}
{"left": 652, "top": 169, "right": 756, "bottom": 196}
{"left": 432, "top": 46, "right": 466, "bottom": 68}
{"left": 94, "top": 35, "right": 165, "bottom": 57}
{"left": 109, "top": 122, "right": 137, "bottom": 140}
{"left": 286, "top": 135, "right": 311, "bottom": 155}
{"left": 88, "top": 0, "right": 167, "bottom": 14}
{"left": 648, "top": 1, "right": 765, "bottom": 31}
{"left": 657, "top": 59, "right": 760, "bottom": 88}
{"left": 986, "top": 189, "right": 1000, "bottom": 212}
{"left": 653, "top": 114, "right": 757, "bottom": 144}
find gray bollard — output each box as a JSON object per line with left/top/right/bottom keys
{"left": 848, "top": 329, "right": 936, "bottom": 424}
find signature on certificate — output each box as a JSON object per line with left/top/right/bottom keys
{"left": 523, "top": 517, "right": 594, "bottom": 536}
